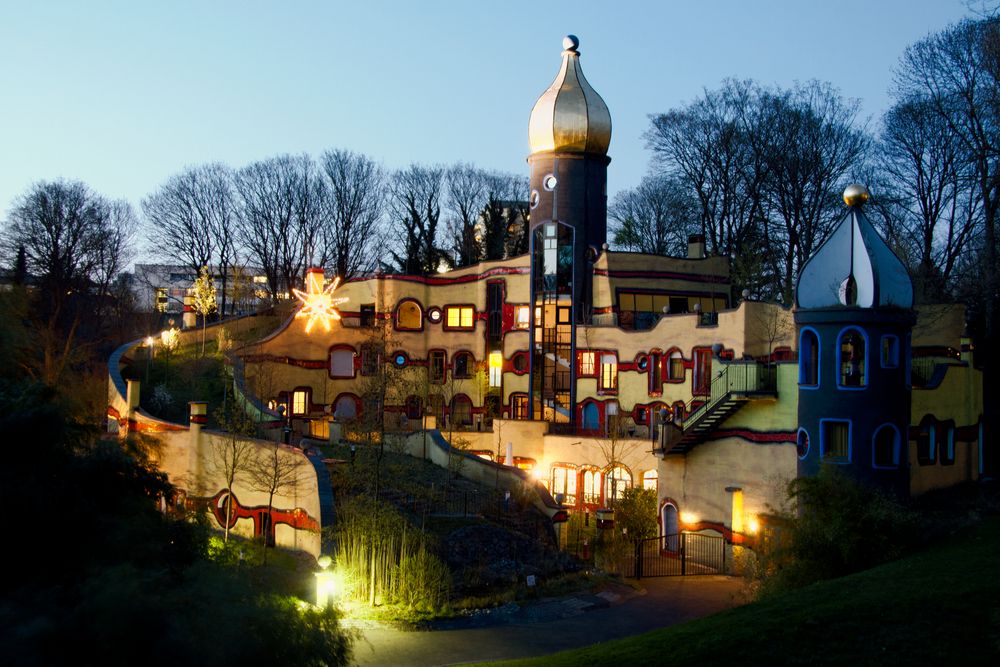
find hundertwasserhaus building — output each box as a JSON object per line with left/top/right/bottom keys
{"left": 113, "top": 36, "right": 985, "bottom": 552}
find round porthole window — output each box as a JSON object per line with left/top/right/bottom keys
{"left": 513, "top": 352, "right": 528, "bottom": 373}
{"left": 637, "top": 356, "right": 649, "bottom": 371}
{"left": 394, "top": 353, "right": 407, "bottom": 368}
{"left": 428, "top": 308, "right": 442, "bottom": 323}
{"left": 543, "top": 174, "right": 558, "bottom": 191}
{"left": 529, "top": 189, "right": 540, "bottom": 208}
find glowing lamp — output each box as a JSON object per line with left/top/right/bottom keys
{"left": 145, "top": 336, "right": 156, "bottom": 347}
{"left": 293, "top": 268, "right": 349, "bottom": 334}
{"left": 747, "top": 516, "right": 760, "bottom": 535}
{"left": 315, "top": 555, "right": 336, "bottom": 607}
{"left": 680, "top": 511, "right": 698, "bottom": 526}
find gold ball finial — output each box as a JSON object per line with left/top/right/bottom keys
{"left": 843, "top": 184, "right": 870, "bottom": 207}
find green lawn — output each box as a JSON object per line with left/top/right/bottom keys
{"left": 483, "top": 517, "right": 1000, "bottom": 666}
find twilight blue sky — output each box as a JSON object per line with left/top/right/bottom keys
{"left": 0, "top": 0, "right": 974, "bottom": 252}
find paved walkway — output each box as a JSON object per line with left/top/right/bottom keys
{"left": 349, "top": 575, "right": 745, "bottom": 666}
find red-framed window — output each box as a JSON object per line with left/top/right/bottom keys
{"left": 429, "top": 350, "right": 447, "bottom": 384}
{"left": 395, "top": 298, "right": 423, "bottom": 330}
{"left": 453, "top": 351, "right": 475, "bottom": 378}
{"left": 329, "top": 345, "right": 356, "bottom": 379}
{"left": 578, "top": 350, "right": 597, "bottom": 377}
{"left": 599, "top": 353, "right": 618, "bottom": 392}
{"left": 445, "top": 305, "right": 476, "bottom": 330}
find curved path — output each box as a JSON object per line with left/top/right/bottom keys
{"left": 350, "top": 575, "right": 744, "bottom": 666}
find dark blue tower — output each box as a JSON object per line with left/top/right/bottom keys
{"left": 795, "top": 185, "right": 915, "bottom": 495}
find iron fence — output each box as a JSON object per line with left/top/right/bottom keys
{"left": 621, "top": 532, "right": 727, "bottom": 578}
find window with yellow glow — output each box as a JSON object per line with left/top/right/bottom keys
{"left": 604, "top": 465, "right": 632, "bottom": 502}
{"left": 579, "top": 351, "right": 596, "bottom": 376}
{"left": 600, "top": 353, "right": 618, "bottom": 391}
{"left": 514, "top": 305, "right": 530, "bottom": 329}
{"left": 642, "top": 470, "right": 658, "bottom": 491}
{"left": 292, "top": 390, "right": 308, "bottom": 415}
{"left": 446, "top": 306, "right": 474, "bottom": 329}
{"left": 582, "top": 468, "right": 600, "bottom": 504}
{"left": 550, "top": 465, "right": 578, "bottom": 505}
{"left": 396, "top": 300, "right": 422, "bottom": 330}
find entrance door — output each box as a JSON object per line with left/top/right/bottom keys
{"left": 582, "top": 402, "right": 599, "bottom": 431}
{"left": 693, "top": 348, "right": 712, "bottom": 395}
{"left": 661, "top": 503, "right": 679, "bottom": 553}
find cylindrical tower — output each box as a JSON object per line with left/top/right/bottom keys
{"left": 527, "top": 35, "right": 611, "bottom": 424}
{"left": 795, "top": 185, "right": 915, "bottom": 494}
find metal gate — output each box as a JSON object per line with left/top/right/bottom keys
{"left": 622, "top": 533, "right": 727, "bottom": 578}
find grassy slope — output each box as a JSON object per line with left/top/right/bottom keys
{"left": 487, "top": 518, "right": 1000, "bottom": 666}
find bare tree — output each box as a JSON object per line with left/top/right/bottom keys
{"left": 191, "top": 265, "right": 217, "bottom": 356}
{"left": 597, "top": 412, "right": 642, "bottom": 508}
{"left": 212, "top": 397, "right": 258, "bottom": 542}
{"left": 248, "top": 441, "right": 300, "bottom": 563}
{"left": 2, "top": 180, "right": 136, "bottom": 385}
{"left": 234, "top": 154, "right": 326, "bottom": 302}
{"left": 319, "top": 149, "right": 385, "bottom": 280}
{"left": 481, "top": 172, "right": 530, "bottom": 261}
{"left": 445, "top": 163, "right": 487, "bottom": 267}
{"left": 610, "top": 174, "right": 697, "bottom": 255}
{"left": 388, "top": 164, "right": 447, "bottom": 275}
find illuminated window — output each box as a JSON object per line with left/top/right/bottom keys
{"left": 582, "top": 468, "right": 601, "bottom": 504}
{"left": 155, "top": 287, "right": 169, "bottom": 312}
{"left": 511, "top": 393, "right": 529, "bottom": 420}
{"left": 872, "top": 424, "right": 900, "bottom": 468}
{"left": 642, "top": 470, "right": 658, "bottom": 491}
{"left": 599, "top": 354, "right": 618, "bottom": 391}
{"left": 292, "top": 390, "right": 308, "bottom": 415}
{"left": 446, "top": 306, "right": 475, "bottom": 329}
{"left": 668, "top": 350, "right": 684, "bottom": 381}
{"left": 821, "top": 420, "right": 851, "bottom": 463}
{"left": 429, "top": 350, "right": 446, "bottom": 384}
{"left": 330, "top": 348, "right": 355, "bottom": 378}
{"left": 838, "top": 328, "right": 866, "bottom": 388}
{"left": 396, "top": 300, "right": 422, "bottom": 330}
{"left": 514, "top": 305, "right": 530, "bottom": 329}
{"left": 550, "top": 465, "right": 578, "bottom": 505}
{"left": 488, "top": 351, "right": 502, "bottom": 387}
{"left": 579, "top": 351, "right": 596, "bottom": 376}
{"left": 604, "top": 466, "right": 632, "bottom": 502}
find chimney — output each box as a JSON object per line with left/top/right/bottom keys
{"left": 188, "top": 401, "right": 208, "bottom": 488}
{"left": 687, "top": 235, "right": 706, "bottom": 259}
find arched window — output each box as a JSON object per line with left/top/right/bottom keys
{"left": 797, "top": 428, "right": 810, "bottom": 459}
{"left": 396, "top": 299, "right": 422, "bottom": 330}
{"left": 404, "top": 395, "right": 423, "bottom": 420}
{"left": 642, "top": 470, "right": 658, "bottom": 491}
{"left": 917, "top": 416, "right": 936, "bottom": 465}
{"left": 800, "top": 329, "right": 819, "bottom": 387}
{"left": 450, "top": 395, "right": 473, "bottom": 426}
{"left": 648, "top": 351, "right": 662, "bottom": 394}
{"left": 838, "top": 328, "right": 867, "bottom": 388}
{"left": 872, "top": 424, "right": 900, "bottom": 468}
{"left": 550, "top": 465, "right": 578, "bottom": 505}
{"left": 582, "top": 468, "right": 601, "bottom": 505}
{"left": 454, "top": 351, "right": 474, "bottom": 378}
{"left": 333, "top": 394, "right": 358, "bottom": 420}
{"left": 604, "top": 465, "right": 632, "bottom": 503}
{"left": 667, "top": 350, "right": 684, "bottom": 381}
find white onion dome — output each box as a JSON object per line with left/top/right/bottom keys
{"left": 796, "top": 185, "right": 913, "bottom": 309}
{"left": 528, "top": 35, "right": 612, "bottom": 155}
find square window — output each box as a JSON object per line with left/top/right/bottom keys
{"left": 821, "top": 420, "right": 851, "bottom": 463}
{"left": 514, "top": 305, "right": 530, "bottom": 329}
{"left": 446, "top": 306, "right": 474, "bottom": 329}
{"left": 429, "top": 350, "right": 446, "bottom": 384}
{"left": 292, "top": 390, "right": 308, "bottom": 416}
{"left": 600, "top": 354, "right": 618, "bottom": 392}
{"left": 579, "top": 351, "right": 596, "bottom": 376}
{"left": 330, "top": 349, "right": 355, "bottom": 378}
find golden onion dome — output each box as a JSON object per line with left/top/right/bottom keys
{"left": 528, "top": 35, "right": 612, "bottom": 155}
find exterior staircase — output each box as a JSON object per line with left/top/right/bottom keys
{"left": 655, "top": 361, "right": 777, "bottom": 456}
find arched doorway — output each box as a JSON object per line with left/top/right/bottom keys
{"left": 661, "top": 502, "right": 679, "bottom": 553}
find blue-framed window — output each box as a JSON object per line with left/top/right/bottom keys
{"left": 917, "top": 417, "right": 936, "bottom": 465}
{"left": 797, "top": 428, "right": 811, "bottom": 460}
{"left": 799, "top": 328, "right": 820, "bottom": 388}
{"left": 881, "top": 335, "right": 900, "bottom": 369}
{"left": 872, "top": 424, "right": 900, "bottom": 469}
{"left": 941, "top": 421, "right": 955, "bottom": 466}
{"left": 837, "top": 327, "right": 868, "bottom": 389}
{"left": 820, "top": 419, "right": 852, "bottom": 463}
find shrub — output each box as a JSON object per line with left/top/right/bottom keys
{"left": 755, "top": 465, "right": 917, "bottom": 596}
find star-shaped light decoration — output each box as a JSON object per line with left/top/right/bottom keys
{"left": 292, "top": 268, "right": 349, "bottom": 334}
